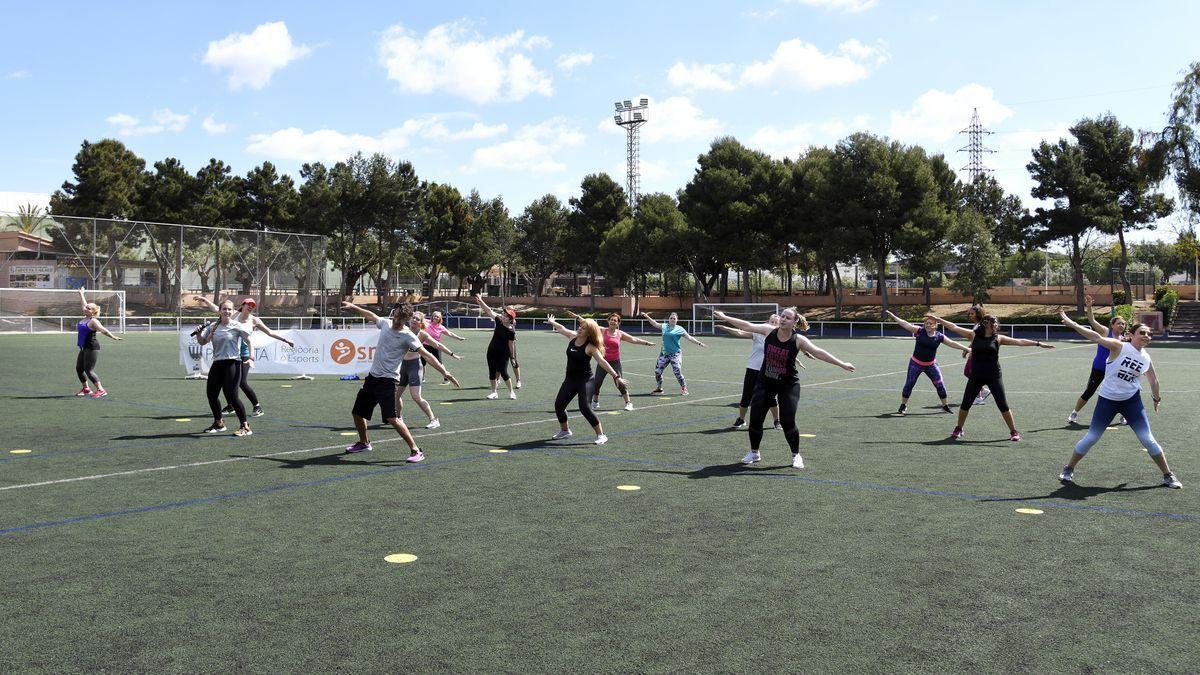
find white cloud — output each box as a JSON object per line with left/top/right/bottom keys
{"left": 463, "top": 118, "right": 584, "bottom": 174}
{"left": 0, "top": 192, "right": 50, "bottom": 213}
{"left": 204, "top": 21, "right": 311, "bottom": 91}
{"left": 667, "top": 61, "right": 737, "bottom": 92}
{"left": 378, "top": 20, "right": 553, "bottom": 103}
{"left": 557, "top": 52, "right": 593, "bottom": 72}
{"left": 888, "top": 83, "right": 1014, "bottom": 145}
{"left": 749, "top": 114, "right": 870, "bottom": 158}
{"left": 106, "top": 108, "right": 190, "bottom": 136}
{"left": 741, "top": 38, "right": 888, "bottom": 90}
{"left": 742, "top": 8, "right": 781, "bottom": 19}
{"left": 7, "top": 70, "right": 29, "bottom": 80}
{"left": 245, "top": 116, "right": 511, "bottom": 163}
{"left": 788, "top": 0, "right": 878, "bottom": 13}
{"left": 202, "top": 114, "right": 229, "bottom": 135}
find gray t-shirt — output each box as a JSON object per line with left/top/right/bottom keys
{"left": 204, "top": 320, "right": 252, "bottom": 361}
{"left": 370, "top": 318, "right": 421, "bottom": 379}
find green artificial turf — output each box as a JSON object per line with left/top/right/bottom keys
{"left": 1, "top": 329, "right": 1197, "bottom": 672}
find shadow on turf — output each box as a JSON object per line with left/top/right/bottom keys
{"left": 621, "top": 462, "right": 793, "bottom": 479}
{"left": 229, "top": 452, "right": 410, "bottom": 469}
{"left": 982, "top": 481, "right": 1161, "bottom": 502}
{"left": 8, "top": 394, "right": 68, "bottom": 400}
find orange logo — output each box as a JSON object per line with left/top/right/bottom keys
{"left": 330, "top": 338, "right": 356, "bottom": 364}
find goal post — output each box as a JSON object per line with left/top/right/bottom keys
{"left": 692, "top": 302, "right": 780, "bottom": 335}
{"left": 0, "top": 287, "right": 126, "bottom": 333}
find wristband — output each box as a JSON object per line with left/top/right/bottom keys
{"left": 1153, "top": 396, "right": 1162, "bottom": 403}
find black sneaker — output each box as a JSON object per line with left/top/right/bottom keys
{"left": 897, "top": 404, "right": 907, "bottom": 416}
{"left": 731, "top": 418, "right": 747, "bottom": 429}
{"left": 221, "top": 404, "right": 235, "bottom": 414}
{"left": 203, "top": 423, "right": 227, "bottom": 434}
{"left": 251, "top": 405, "right": 264, "bottom": 418}
{"left": 773, "top": 420, "right": 782, "bottom": 430}
{"left": 940, "top": 404, "right": 953, "bottom": 413}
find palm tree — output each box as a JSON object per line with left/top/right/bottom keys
{"left": 11, "top": 203, "right": 48, "bottom": 234}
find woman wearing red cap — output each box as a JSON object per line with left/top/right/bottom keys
{"left": 194, "top": 296, "right": 295, "bottom": 417}
{"left": 472, "top": 293, "right": 519, "bottom": 400}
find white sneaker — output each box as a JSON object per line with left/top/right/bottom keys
{"left": 791, "top": 453, "right": 805, "bottom": 469}
{"left": 975, "top": 388, "right": 991, "bottom": 406}
{"left": 1163, "top": 473, "right": 1183, "bottom": 489}
{"left": 486, "top": 391, "right": 498, "bottom": 399}
{"left": 623, "top": 402, "right": 634, "bottom": 411}
{"left": 1067, "top": 411, "right": 1078, "bottom": 424}
{"left": 591, "top": 399, "right": 600, "bottom": 409}
{"left": 426, "top": 418, "right": 441, "bottom": 429}
{"left": 1115, "top": 415, "right": 1128, "bottom": 426}
{"left": 741, "top": 451, "right": 761, "bottom": 465}
{"left": 509, "top": 391, "right": 517, "bottom": 400}
{"left": 515, "top": 380, "right": 523, "bottom": 389}
{"left": 594, "top": 434, "right": 608, "bottom": 445}
{"left": 1058, "top": 467, "right": 1074, "bottom": 483}
{"left": 552, "top": 429, "right": 573, "bottom": 440}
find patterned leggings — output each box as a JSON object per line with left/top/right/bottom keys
{"left": 654, "top": 352, "right": 685, "bottom": 388}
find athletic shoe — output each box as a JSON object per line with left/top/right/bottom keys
{"left": 251, "top": 405, "right": 264, "bottom": 418}
{"left": 441, "top": 379, "right": 450, "bottom": 385}
{"left": 486, "top": 391, "right": 499, "bottom": 400}
{"left": 651, "top": 387, "right": 663, "bottom": 394}
{"left": 1115, "top": 415, "right": 1128, "bottom": 426}
{"left": 741, "top": 451, "right": 761, "bottom": 465}
{"left": 1058, "top": 467, "right": 1074, "bottom": 483}
{"left": 551, "top": 429, "right": 573, "bottom": 440}
{"left": 940, "top": 405, "right": 953, "bottom": 413}
{"left": 773, "top": 420, "right": 782, "bottom": 430}
{"left": 731, "top": 418, "right": 747, "bottom": 429}
{"left": 1067, "top": 411, "right": 1078, "bottom": 424}
{"left": 221, "top": 404, "right": 235, "bottom": 414}
{"left": 974, "top": 388, "right": 991, "bottom": 406}
{"left": 344, "top": 441, "right": 372, "bottom": 454}
{"left": 515, "top": 380, "right": 522, "bottom": 389}
{"left": 75, "top": 387, "right": 92, "bottom": 397}
{"left": 1009, "top": 431, "right": 1021, "bottom": 442}
{"left": 896, "top": 404, "right": 907, "bottom": 416}
{"left": 203, "top": 423, "right": 227, "bottom": 434}
{"left": 234, "top": 426, "right": 253, "bottom": 437}
{"left": 509, "top": 391, "right": 517, "bottom": 400}
{"left": 426, "top": 418, "right": 441, "bottom": 429}
{"left": 594, "top": 434, "right": 608, "bottom": 445}
{"left": 88, "top": 389, "right": 108, "bottom": 399}
{"left": 1163, "top": 473, "right": 1183, "bottom": 489}
{"left": 791, "top": 453, "right": 805, "bottom": 469}
{"left": 623, "top": 402, "right": 634, "bottom": 411}
{"left": 950, "top": 427, "right": 964, "bottom": 440}
{"left": 407, "top": 450, "right": 425, "bottom": 463}
{"left": 591, "top": 399, "right": 600, "bottom": 409}
{"left": 681, "top": 387, "right": 689, "bottom": 396}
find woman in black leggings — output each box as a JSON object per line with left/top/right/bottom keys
{"left": 545, "top": 314, "right": 628, "bottom": 445}
{"left": 74, "top": 286, "right": 122, "bottom": 398}
{"left": 196, "top": 300, "right": 253, "bottom": 436}
{"left": 472, "top": 293, "right": 518, "bottom": 400}
{"left": 194, "top": 296, "right": 294, "bottom": 417}
{"left": 927, "top": 313, "right": 1055, "bottom": 441}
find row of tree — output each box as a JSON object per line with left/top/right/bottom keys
{"left": 44, "top": 62, "right": 1200, "bottom": 315}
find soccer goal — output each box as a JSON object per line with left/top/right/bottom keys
{"left": 692, "top": 302, "right": 780, "bottom": 335}
{"left": 0, "top": 287, "right": 126, "bottom": 333}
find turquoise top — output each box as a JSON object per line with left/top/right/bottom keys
{"left": 661, "top": 325, "right": 687, "bottom": 355}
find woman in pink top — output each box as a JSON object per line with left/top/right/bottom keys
{"left": 568, "top": 311, "right": 655, "bottom": 411}
{"left": 424, "top": 310, "right": 467, "bottom": 384}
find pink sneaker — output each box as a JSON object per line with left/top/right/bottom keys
{"left": 406, "top": 449, "right": 425, "bottom": 463}
{"left": 1009, "top": 431, "right": 1021, "bottom": 442}
{"left": 344, "top": 441, "right": 372, "bottom": 454}
{"left": 950, "top": 427, "right": 963, "bottom": 440}
{"left": 88, "top": 389, "right": 108, "bottom": 399}
{"left": 680, "top": 387, "right": 690, "bottom": 396}
{"left": 76, "top": 387, "right": 92, "bottom": 397}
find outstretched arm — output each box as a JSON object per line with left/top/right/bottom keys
{"left": 415, "top": 346, "right": 461, "bottom": 387}
{"left": 681, "top": 330, "right": 707, "bottom": 348}
{"left": 639, "top": 312, "right": 663, "bottom": 330}
{"left": 250, "top": 315, "right": 295, "bottom": 347}
{"left": 941, "top": 335, "right": 971, "bottom": 357}
{"left": 78, "top": 286, "right": 89, "bottom": 312}
{"left": 588, "top": 345, "right": 629, "bottom": 386}
{"left": 997, "top": 335, "right": 1055, "bottom": 349}
{"left": 89, "top": 318, "right": 122, "bottom": 341}
{"left": 885, "top": 310, "right": 918, "bottom": 334}
{"left": 341, "top": 301, "right": 380, "bottom": 324}
{"left": 193, "top": 295, "right": 220, "bottom": 312}
{"left": 715, "top": 325, "right": 752, "bottom": 339}
{"left": 1146, "top": 365, "right": 1162, "bottom": 411}
{"left": 472, "top": 293, "right": 500, "bottom": 321}
{"left": 419, "top": 330, "right": 460, "bottom": 359}
{"left": 796, "top": 335, "right": 854, "bottom": 371}
{"left": 442, "top": 328, "right": 467, "bottom": 341}
{"left": 925, "top": 313, "right": 974, "bottom": 339}
{"left": 619, "top": 331, "right": 655, "bottom": 346}
{"left": 1084, "top": 296, "right": 1109, "bottom": 335}
{"left": 546, "top": 314, "right": 578, "bottom": 339}
{"left": 1060, "top": 312, "right": 1121, "bottom": 351}
{"left": 712, "top": 311, "right": 772, "bottom": 336}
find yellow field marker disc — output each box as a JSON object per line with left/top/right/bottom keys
{"left": 659, "top": 396, "right": 672, "bottom": 400}
{"left": 339, "top": 432, "right": 357, "bottom": 436}
{"left": 798, "top": 433, "right": 817, "bottom": 438}
{"left": 489, "top": 448, "right": 509, "bottom": 454}
{"left": 439, "top": 402, "right": 454, "bottom": 406}
{"left": 174, "top": 418, "right": 192, "bottom": 422}
{"left": 9, "top": 449, "right": 32, "bottom": 455}
{"left": 384, "top": 553, "right": 418, "bottom": 564}
{"left": 616, "top": 485, "right": 641, "bottom": 491}
{"left": 280, "top": 384, "right": 293, "bottom": 388}
{"left": 1015, "top": 508, "right": 1044, "bottom": 515}
{"left": 607, "top": 411, "right": 621, "bottom": 416}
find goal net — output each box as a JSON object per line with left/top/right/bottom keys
{"left": 692, "top": 303, "right": 780, "bottom": 335}
{"left": 0, "top": 287, "right": 125, "bottom": 333}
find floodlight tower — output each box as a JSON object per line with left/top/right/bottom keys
{"left": 957, "top": 107, "right": 995, "bottom": 181}
{"left": 613, "top": 98, "right": 649, "bottom": 212}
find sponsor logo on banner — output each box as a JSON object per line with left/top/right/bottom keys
{"left": 180, "top": 329, "right": 379, "bottom": 375}
{"left": 330, "top": 338, "right": 356, "bottom": 364}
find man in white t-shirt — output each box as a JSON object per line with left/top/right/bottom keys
{"left": 341, "top": 302, "right": 460, "bottom": 462}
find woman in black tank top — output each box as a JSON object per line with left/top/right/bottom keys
{"left": 473, "top": 294, "right": 519, "bottom": 400}
{"left": 714, "top": 308, "right": 855, "bottom": 469}
{"left": 546, "top": 315, "right": 628, "bottom": 445}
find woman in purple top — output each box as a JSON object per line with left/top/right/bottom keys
{"left": 74, "top": 286, "right": 122, "bottom": 398}
{"left": 885, "top": 311, "right": 969, "bottom": 415}
{"left": 1067, "top": 295, "right": 1128, "bottom": 426}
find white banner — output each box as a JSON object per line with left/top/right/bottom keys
{"left": 180, "top": 328, "right": 384, "bottom": 376}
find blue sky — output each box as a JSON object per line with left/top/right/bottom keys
{"left": 2, "top": 0, "right": 1198, "bottom": 241}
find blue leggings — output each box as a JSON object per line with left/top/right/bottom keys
{"left": 1074, "top": 394, "right": 1164, "bottom": 456}
{"left": 902, "top": 360, "right": 946, "bottom": 399}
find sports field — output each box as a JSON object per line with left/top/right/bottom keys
{"left": 1, "top": 329, "right": 1197, "bottom": 671}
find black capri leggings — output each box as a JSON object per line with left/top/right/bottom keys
{"left": 960, "top": 376, "right": 1009, "bottom": 413}
{"left": 487, "top": 346, "right": 511, "bottom": 381}
{"left": 239, "top": 359, "right": 259, "bottom": 406}
{"left": 590, "top": 358, "right": 627, "bottom": 400}
{"left": 739, "top": 367, "right": 778, "bottom": 409}
{"left": 208, "top": 359, "right": 247, "bottom": 424}
{"left": 749, "top": 379, "right": 801, "bottom": 453}
{"left": 1079, "top": 367, "right": 1105, "bottom": 402}
{"left": 555, "top": 375, "right": 599, "bottom": 427}
{"left": 76, "top": 347, "right": 100, "bottom": 385}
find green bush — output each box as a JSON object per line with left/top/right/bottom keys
{"left": 1155, "top": 289, "right": 1179, "bottom": 326}
{"left": 1112, "top": 289, "right": 1128, "bottom": 305}
{"left": 1154, "top": 286, "right": 1171, "bottom": 304}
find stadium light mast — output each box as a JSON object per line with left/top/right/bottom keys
{"left": 957, "top": 107, "right": 995, "bottom": 182}
{"left": 613, "top": 98, "right": 649, "bottom": 212}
